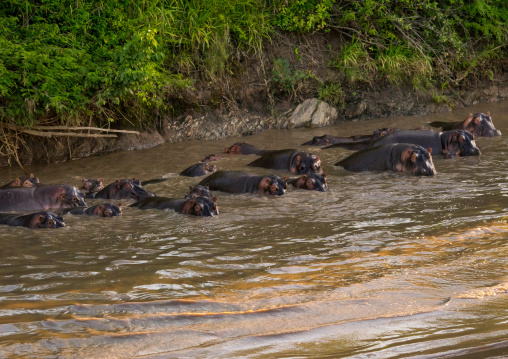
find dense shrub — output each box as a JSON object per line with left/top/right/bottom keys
{"left": 0, "top": 0, "right": 507, "bottom": 130}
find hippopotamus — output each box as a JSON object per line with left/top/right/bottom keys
{"left": 329, "top": 129, "right": 480, "bottom": 157}
{"left": 247, "top": 149, "right": 322, "bottom": 174}
{"left": 180, "top": 162, "right": 217, "bottom": 177}
{"left": 429, "top": 112, "right": 501, "bottom": 137}
{"left": 336, "top": 143, "right": 436, "bottom": 176}
{"left": 0, "top": 185, "right": 87, "bottom": 211}
{"left": 224, "top": 142, "right": 265, "bottom": 155}
{"left": 287, "top": 173, "right": 328, "bottom": 192}
{"left": 302, "top": 133, "right": 379, "bottom": 146}
{"left": 199, "top": 171, "right": 287, "bottom": 195}
{"left": 0, "top": 173, "right": 40, "bottom": 189}
{"left": 186, "top": 185, "right": 214, "bottom": 199}
{"left": 81, "top": 178, "right": 104, "bottom": 195}
{"left": 63, "top": 203, "right": 122, "bottom": 217}
{"left": 0, "top": 211, "right": 65, "bottom": 228}
{"left": 130, "top": 196, "right": 218, "bottom": 217}
{"left": 202, "top": 154, "right": 222, "bottom": 162}
{"left": 91, "top": 179, "right": 155, "bottom": 200}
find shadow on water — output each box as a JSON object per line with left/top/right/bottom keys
{"left": 1, "top": 101, "right": 508, "bottom": 357}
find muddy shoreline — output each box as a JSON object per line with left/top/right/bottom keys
{"left": 3, "top": 56, "right": 507, "bottom": 168}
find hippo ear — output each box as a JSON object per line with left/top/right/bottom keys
{"left": 212, "top": 196, "right": 218, "bottom": 202}
{"left": 30, "top": 173, "right": 35, "bottom": 178}
{"left": 283, "top": 176, "right": 287, "bottom": 181}
{"left": 115, "top": 180, "right": 121, "bottom": 188}
{"left": 322, "top": 172, "right": 327, "bottom": 177}
{"left": 427, "top": 148, "right": 432, "bottom": 154}
{"left": 118, "top": 203, "right": 122, "bottom": 207}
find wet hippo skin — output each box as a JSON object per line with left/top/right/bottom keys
{"left": 336, "top": 143, "right": 436, "bottom": 176}
{"left": 0, "top": 211, "right": 65, "bottom": 228}
{"left": 199, "top": 171, "right": 287, "bottom": 196}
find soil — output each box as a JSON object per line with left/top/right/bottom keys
{"left": 2, "top": 32, "right": 508, "bottom": 168}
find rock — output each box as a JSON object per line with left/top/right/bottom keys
{"left": 285, "top": 98, "right": 338, "bottom": 129}
{"left": 345, "top": 100, "right": 367, "bottom": 119}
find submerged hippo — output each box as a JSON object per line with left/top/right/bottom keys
{"left": 0, "top": 185, "right": 87, "bottom": 212}
{"left": 329, "top": 129, "right": 480, "bottom": 157}
{"left": 0, "top": 211, "right": 65, "bottom": 229}
{"left": 247, "top": 149, "right": 322, "bottom": 175}
{"left": 199, "top": 171, "right": 287, "bottom": 196}
{"left": 429, "top": 112, "right": 501, "bottom": 137}
{"left": 224, "top": 142, "right": 265, "bottom": 155}
{"left": 91, "top": 179, "right": 155, "bottom": 200}
{"left": 180, "top": 162, "right": 217, "bottom": 177}
{"left": 130, "top": 196, "right": 218, "bottom": 217}
{"left": 1, "top": 173, "right": 40, "bottom": 189}
{"left": 63, "top": 203, "right": 122, "bottom": 217}
{"left": 202, "top": 153, "right": 223, "bottom": 162}
{"left": 336, "top": 143, "right": 436, "bottom": 176}
{"left": 287, "top": 173, "right": 328, "bottom": 192}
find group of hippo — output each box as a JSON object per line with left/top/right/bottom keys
{"left": 0, "top": 111, "right": 500, "bottom": 228}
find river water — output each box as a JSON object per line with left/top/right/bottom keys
{"left": 1, "top": 100, "right": 508, "bottom": 358}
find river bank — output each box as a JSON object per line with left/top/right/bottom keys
{"left": 4, "top": 70, "right": 507, "bottom": 168}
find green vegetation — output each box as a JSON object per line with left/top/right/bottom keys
{"left": 0, "top": 0, "right": 507, "bottom": 137}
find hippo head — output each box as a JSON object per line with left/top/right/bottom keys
{"left": 28, "top": 212, "right": 65, "bottom": 228}
{"left": 303, "top": 135, "right": 337, "bottom": 146}
{"left": 292, "top": 173, "right": 328, "bottom": 192}
{"left": 180, "top": 196, "right": 219, "bottom": 217}
{"left": 82, "top": 178, "right": 104, "bottom": 193}
{"left": 58, "top": 185, "right": 87, "bottom": 208}
{"left": 399, "top": 145, "right": 436, "bottom": 176}
{"left": 114, "top": 179, "right": 156, "bottom": 200}
{"left": 464, "top": 112, "right": 501, "bottom": 137}
{"left": 89, "top": 203, "right": 122, "bottom": 217}
{"left": 186, "top": 185, "right": 214, "bottom": 199}
{"left": 205, "top": 163, "right": 217, "bottom": 173}
{"left": 203, "top": 153, "right": 222, "bottom": 162}
{"left": 443, "top": 130, "right": 480, "bottom": 157}
{"left": 293, "top": 152, "right": 323, "bottom": 174}
{"left": 20, "top": 173, "right": 39, "bottom": 187}
{"left": 258, "top": 175, "right": 287, "bottom": 195}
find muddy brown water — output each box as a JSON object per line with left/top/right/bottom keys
{"left": 1, "top": 100, "right": 508, "bottom": 358}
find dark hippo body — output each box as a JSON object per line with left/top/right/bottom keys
{"left": 342, "top": 129, "right": 480, "bottom": 157}
{"left": 91, "top": 179, "right": 155, "bottom": 200}
{"left": 199, "top": 171, "right": 287, "bottom": 195}
{"left": 0, "top": 211, "right": 65, "bottom": 228}
{"left": 130, "top": 196, "right": 218, "bottom": 217}
{"left": 0, "top": 185, "right": 86, "bottom": 212}
{"left": 64, "top": 203, "right": 122, "bottom": 217}
{"left": 429, "top": 112, "right": 501, "bottom": 137}
{"left": 247, "top": 149, "right": 322, "bottom": 174}
{"left": 180, "top": 162, "right": 217, "bottom": 177}
{"left": 1, "top": 174, "right": 40, "bottom": 189}
{"left": 336, "top": 143, "right": 436, "bottom": 176}
{"left": 224, "top": 142, "right": 265, "bottom": 155}
{"left": 287, "top": 173, "right": 328, "bottom": 192}
{"left": 302, "top": 134, "right": 378, "bottom": 146}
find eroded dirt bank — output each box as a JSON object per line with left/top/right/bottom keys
{"left": 2, "top": 33, "right": 507, "bottom": 168}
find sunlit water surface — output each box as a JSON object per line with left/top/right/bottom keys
{"left": 1, "top": 101, "right": 508, "bottom": 358}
